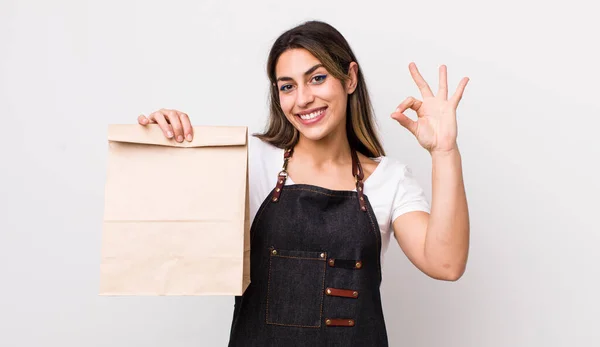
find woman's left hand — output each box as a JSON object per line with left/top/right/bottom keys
{"left": 391, "top": 63, "right": 469, "bottom": 154}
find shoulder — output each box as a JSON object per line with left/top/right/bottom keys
{"left": 379, "top": 156, "right": 416, "bottom": 182}
{"left": 248, "top": 134, "right": 282, "bottom": 157}
{"left": 363, "top": 155, "right": 430, "bottom": 219}
{"left": 248, "top": 134, "right": 284, "bottom": 180}
{"left": 376, "top": 155, "right": 428, "bottom": 195}
{"left": 382, "top": 156, "right": 431, "bottom": 219}
{"left": 247, "top": 135, "right": 284, "bottom": 212}
{"left": 360, "top": 154, "right": 414, "bottom": 187}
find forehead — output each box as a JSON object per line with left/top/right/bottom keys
{"left": 275, "top": 48, "right": 324, "bottom": 78}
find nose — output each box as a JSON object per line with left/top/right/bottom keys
{"left": 296, "top": 84, "right": 315, "bottom": 108}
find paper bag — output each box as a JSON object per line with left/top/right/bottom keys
{"left": 99, "top": 124, "right": 250, "bottom": 295}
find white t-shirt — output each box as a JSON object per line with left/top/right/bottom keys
{"left": 247, "top": 135, "right": 431, "bottom": 266}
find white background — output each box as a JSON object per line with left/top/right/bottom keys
{"left": 1, "top": 0, "right": 599, "bottom": 346}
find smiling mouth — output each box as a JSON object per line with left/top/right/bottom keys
{"left": 296, "top": 107, "right": 327, "bottom": 121}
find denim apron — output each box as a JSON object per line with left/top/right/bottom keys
{"left": 228, "top": 146, "right": 389, "bottom": 346}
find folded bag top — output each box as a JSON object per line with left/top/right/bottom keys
{"left": 107, "top": 123, "right": 247, "bottom": 147}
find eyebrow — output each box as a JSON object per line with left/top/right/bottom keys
{"left": 276, "top": 64, "right": 324, "bottom": 83}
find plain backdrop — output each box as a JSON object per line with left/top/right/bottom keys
{"left": 1, "top": 0, "right": 599, "bottom": 346}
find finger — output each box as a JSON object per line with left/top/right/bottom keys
{"left": 165, "top": 110, "right": 184, "bottom": 142}
{"left": 395, "top": 96, "right": 423, "bottom": 116}
{"left": 391, "top": 111, "right": 417, "bottom": 135}
{"left": 409, "top": 62, "right": 434, "bottom": 98}
{"left": 150, "top": 111, "right": 174, "bottom": 139}
{"left": 450, "top": 77, "right": 470, "bottom": 107}
{"left": 145, "top": 112, "right": 160, "bottom": 124}
{"left": 177, "top": 111, "right": 193, "bottom": 141}
{"left": 138, "top": 114, "right": 150, "bottom": 125}
{"left": 439, "top": 65, "right": 448, "bottom": 100}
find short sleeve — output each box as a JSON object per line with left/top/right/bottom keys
{"left": 391, "top": 165, "right": 431, "bottom": 223}
{"left": 248, "top": 135, "right": 267, "bottom": 224}
{"left": 247, "top": 134, "right": 282, "bottom": 224}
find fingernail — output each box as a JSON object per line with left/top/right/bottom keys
{"left": 395, "top": 107, "right": 400, "bottom": 113}
{"left": 186, "top": 134, "right": 192, "bottom": 141}
{"left": 167, "top": 131, "right": 173, "bottom": 138}
{"left": 177, "top": 135, "right": 183, "bottom": 142}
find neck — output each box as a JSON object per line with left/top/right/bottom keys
{"left": 294, "top": 127, "right": 352, "bottom": 166}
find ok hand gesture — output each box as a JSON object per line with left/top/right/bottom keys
{"left": 392, "top": 63, "right": 469, "bottom": 153}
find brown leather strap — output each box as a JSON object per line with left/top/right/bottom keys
{"left": 325, "top": 318, "right": 355, "bottom": 327}
{"left": 325, "top": 287, "right": 359, "bottom": 298}
{"left": 271, "top": 148, "right": 293, "bottom": 202}
{"left": 351, "top": 148, "right": 364, "bottom": 181}
{"left": 351, "top": 149, "right": 367, "bottom": 212}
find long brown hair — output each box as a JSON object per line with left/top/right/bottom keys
{"left": 254, "top": 20, "right": 386, "bottom": 158}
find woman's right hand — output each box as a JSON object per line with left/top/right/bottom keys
{"left": 138, "top": 108, "right": 193, "bottom": 142}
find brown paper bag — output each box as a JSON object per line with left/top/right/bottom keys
{"left": 99, "top": 124, "right": 250, "bottom": 296}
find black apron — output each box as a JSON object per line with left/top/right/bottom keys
{"left": 228, "top": 146, "right": 389, "bottom": 346}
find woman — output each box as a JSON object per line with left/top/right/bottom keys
{"left": 137, "top": 20, "right": 470, "bottom": 347}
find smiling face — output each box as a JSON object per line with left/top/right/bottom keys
{"left": 275, "top": 48, "right": 357, "bottom": 143}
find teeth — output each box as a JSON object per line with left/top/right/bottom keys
{"left": 299, "top": 108, "right": 325, "bottom": 120}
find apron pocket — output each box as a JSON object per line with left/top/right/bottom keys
{"left": 266, "top": 247, "right": 327, "bottom": 328}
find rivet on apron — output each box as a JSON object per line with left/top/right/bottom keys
{"left": 328, "top": 258, "right": 335, "bottom": 266}
{"left": 271, "top": 249, "right": 277, "bottom": 255}
{"left": 325, "top": 319, "right": 332, "bottom": 326}
{"left": 348, "top": 320, "right": 355, "bottom": 326}
{"left": 326, "top": 288, "right": 332, "bottom": 295}
{"left": 320, "top": 252, "right": 326, "bottom": 258}
{"left": 355, "top": 261, "right": 362, "bottom": 269}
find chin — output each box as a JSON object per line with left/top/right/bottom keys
{"left": 293, "top": 119, "right": 338, "bottom": 142}
{"left": 297, "top": 128, "right": 329, "bottom": 142}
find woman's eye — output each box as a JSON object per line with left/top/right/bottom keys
{"left": 312, "top": 75, "right": 327, "bottom": 83}
{"left": 280, "top": 85, "right": 292, "bottom": 92}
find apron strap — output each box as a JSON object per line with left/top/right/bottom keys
{"left": 351, "top": 149, "right": 367, "bottom": 212}
{"left": 271, "top": 147, "right": 293, "bottom": 202}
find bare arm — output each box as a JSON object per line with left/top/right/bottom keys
{"left": 392, "top": 147, "right": 469, "bottom": 281}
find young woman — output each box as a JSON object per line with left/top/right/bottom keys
{"left": 137, "top": 20, "right": 470, "bottom": 347}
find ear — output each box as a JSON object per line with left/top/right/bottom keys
{"left": 345, "top": 62, "right": 359, "bottom": 94}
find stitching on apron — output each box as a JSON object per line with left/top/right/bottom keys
{"left": 255, "top": 190, "right": 275, "bottom": 224}
{"left": 271, "top": 255, "right": 326, "bottom": 261}
{"left": 251, "top": 190, "right": 276, "bottom": 244}
{"left": 266, "top": 322, "right": 321, "bottom": 328}
{"left": 364, "top": 203, "right": 382, "bottom": 281}
{"left": 284, "top": 187, "right": 358, "bottom": 198}
{"left": 265, "top": 251, "right": 272, "bottom": 326}
{"left": 319, "top": 259, "right": 326, "bottom": 325}
{"left": 265, "top": 252, "right": 325, "bottom": 329}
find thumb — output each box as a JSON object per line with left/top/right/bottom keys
{"left": 138, "top": 114, "right": 151, "bottom": 125}
{"left": 391, "top": 111, "right": 417, "bottom": 135}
